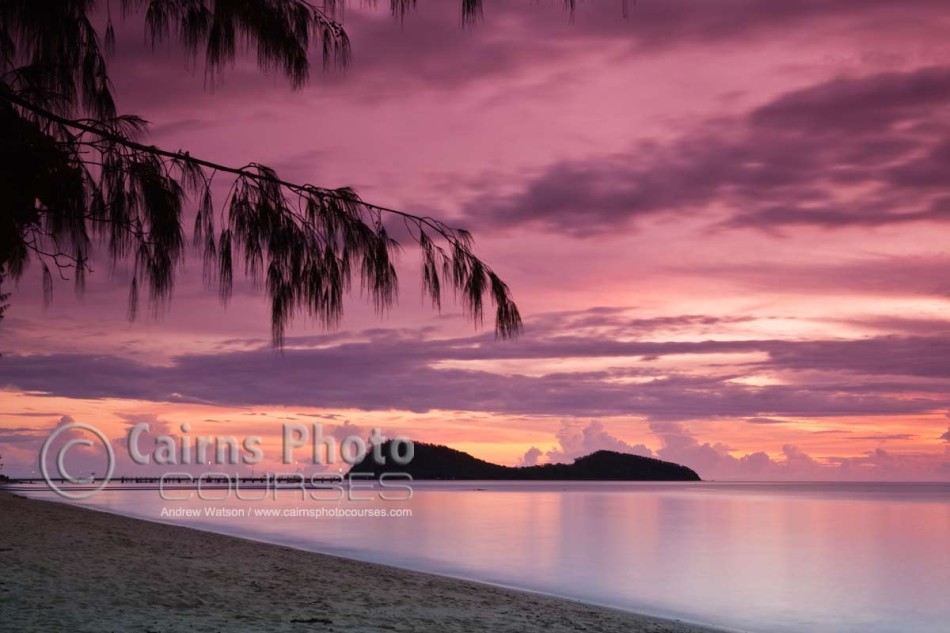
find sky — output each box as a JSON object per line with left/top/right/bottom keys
{"left": 2, "top": 0, "right": 950, "bottom": 480}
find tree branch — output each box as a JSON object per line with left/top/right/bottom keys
{"left": 2, "top": 88, "right": 466, "bottom": 243}
{"left": 1, "top": 88, "right": 523, "bottom": 342}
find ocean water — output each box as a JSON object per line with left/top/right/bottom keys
{"left": 12, "top": 481, "right": 950, "bottom": 633}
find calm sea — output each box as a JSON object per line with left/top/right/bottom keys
{"left": 13, "top": 481, "right": 950, "bottom": 633}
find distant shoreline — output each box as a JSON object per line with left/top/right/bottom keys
{"left": 350, "top": 442, "right": 702, "bottom": 481}
{"left": 0, "top": 491, "right": 725, "bottom": 633}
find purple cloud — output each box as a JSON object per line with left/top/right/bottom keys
{"left": 465, "top": 67, "right": 950, "bottom": 234}
{"left": 545, "top": 421, "right": 654, "bottom": 463}
{"left": 1, "top": 310, "right": 948, "bottom": 421}
{"left": 518, "top": 446, "right": 543, "bottom": 467}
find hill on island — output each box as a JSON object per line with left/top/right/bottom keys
{"left": 350, "top": 441, "right": 701, "bottom": 481}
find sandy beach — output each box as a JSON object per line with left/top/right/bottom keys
{"left": 0, "top": 491, "right": 722, "bottom": 633}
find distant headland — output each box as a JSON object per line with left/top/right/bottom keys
{"left": 350, "top": 441, "right": 701, "bottom": 481}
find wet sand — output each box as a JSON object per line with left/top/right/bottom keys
{"left": 0, "top": 491, "right": 724, "bottom": 632}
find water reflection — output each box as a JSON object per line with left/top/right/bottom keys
{"left": 15, "top": 481, "right": 950, "bottom": 633}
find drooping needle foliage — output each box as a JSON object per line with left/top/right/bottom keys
{"left": 0, "top": 0, "right": 522, "bottom": 345}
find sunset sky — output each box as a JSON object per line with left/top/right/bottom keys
{"left": 2, "top": 0, "right": 950, "bottom": 480}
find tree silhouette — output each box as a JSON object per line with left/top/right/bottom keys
{"left": 0, "top": 0, "right": 522, "bottom": 345}
{"left": 0, "top": 268, "right": 8, "bottom": 323}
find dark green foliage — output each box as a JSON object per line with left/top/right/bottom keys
{"left": 0, "top": 1, "right": 522, "bottom": 344}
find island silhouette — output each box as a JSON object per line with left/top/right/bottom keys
{"left": 351, "top": 441, "right": 701, "bottom": 481}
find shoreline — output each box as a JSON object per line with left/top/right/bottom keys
{"left": 0, "top": 491, "right": 727, "bottom": 633}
